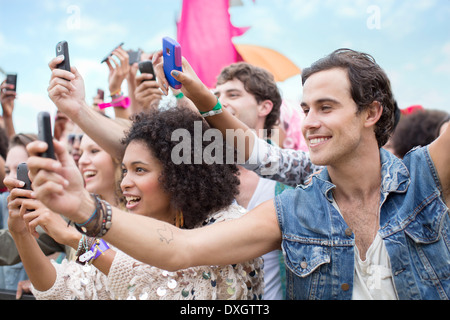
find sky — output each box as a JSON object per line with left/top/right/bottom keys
{"left": 1, "top": 0, "right": 450, "bottom": 134}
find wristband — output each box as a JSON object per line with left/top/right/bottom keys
{"left": 98, "top": 96, "right": 131, "bottom": 110}
{"left": 90, "top": 239, "right": 110, "bottom": 260}
{"left": 78, "top": 239, "right": 110, "bottom": 263}
{"left": 175, "top": 92, "right": 184, "bottom": 99}
{"left": 200, "top": 99, "right": 223, "bottom": 118}
{"left": 110, "top": 89, "right": 122, "bottom": 97}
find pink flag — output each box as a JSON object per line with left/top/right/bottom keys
{"left": 177, "top": 0, "right": 249, "bottom": 88}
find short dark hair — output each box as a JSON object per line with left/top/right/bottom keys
{"left": 216, "top": 62, "right": 282, "bottom": 135}
{"left": 122, "top": 105, "right": 240, "bottom": 229}
{"left": 302, "top": 49, "right": 397, "bottom": 148}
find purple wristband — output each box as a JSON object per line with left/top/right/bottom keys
{"left": 90, "top": 239, "right": 110, "bottom": 260}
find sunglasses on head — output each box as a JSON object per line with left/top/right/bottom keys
{"left": 68, "top": 134, "right": 84, "bottom": 145}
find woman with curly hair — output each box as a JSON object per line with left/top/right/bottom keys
{"left": 7, "top": 106, "right": 264, "bottom": 300}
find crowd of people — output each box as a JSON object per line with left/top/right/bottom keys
{"left": 0, "top": 40, "right": 449, "bottom": 301}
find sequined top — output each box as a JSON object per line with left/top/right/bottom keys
{"left": 31, "top": 203, "right": 264, "bottom": 300}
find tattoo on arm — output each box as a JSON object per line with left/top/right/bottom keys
{"left": 157, "top": 225, "right": 174, "bottom": 244}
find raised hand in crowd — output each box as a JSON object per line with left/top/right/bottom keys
{"left": 26, "top": 139, "right": 88, "bottom": 222}
{"left": 105, "top": 46, "right": 130, "bottom": 96}
{"left": 48, "top": 57, "right": 131, "bottom": 160}
{"left": 133, "top": 72, "right": 163, "bottom": 112}
{"left": 48, "top": 56, "right": 86, "bottom": 120}
{"left": 105, "top": 46, "right": 131, "bottom": 119}
{"left": 152, "top": 51, "right": 215, "bottom": 111}
{"left": 0, "top": 80, "right": 17, "bottom": 138}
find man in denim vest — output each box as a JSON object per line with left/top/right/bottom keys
{"left": 163, "top": 48, "right": 450, "bottom": 300}
{"left": 27, "top": 49, "right": 450, "bottom": 300}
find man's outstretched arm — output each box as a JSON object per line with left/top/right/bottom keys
{"left": 429, "top": 121, "right": 450, "bottom": 205}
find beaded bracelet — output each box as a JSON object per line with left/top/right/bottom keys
{"left": 100, "top": 200, "right": 113, "bottom": 237}
{"left": 75, "top": 194, "right": 112, "bottom": 238}
{"left": 200, "top": 99, "right": 223, "bottom": 118}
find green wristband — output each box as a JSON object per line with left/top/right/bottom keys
{"left": 200, "top": 99, "right": 223, "bottom": 118}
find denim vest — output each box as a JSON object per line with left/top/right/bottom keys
{"left": 275, "top": 147, "right": 450, "bottom": 300}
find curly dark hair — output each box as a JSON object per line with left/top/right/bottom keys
{"left": 216, "top": 62, "right": 282, "bottom": 137}
{"left": 302, "top": 49, "right": 397, "bottom": 148}
{"left": 391, "top": 109, "right": 449, "bottom": 158}
{"left": 122, "top": 105, "right": 240, "bottom": 229}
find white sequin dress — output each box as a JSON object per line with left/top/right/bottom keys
{"left": 31, "top": 203, "right": 264, "bottom": 300}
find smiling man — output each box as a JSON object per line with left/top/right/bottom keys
{"left": 29, "top": 49, "right": 450, "bottom": 301}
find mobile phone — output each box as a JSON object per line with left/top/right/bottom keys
{"left": 162, "top": 37, "right": 182, "bottom": 89}
{"left": 6, "top": 74, "right": 17, "bottom": 92}
{"left": 37, "top": 112, "right": 56, "bottom": 159}
{"left": 56, "top": 41, "right": 71, "bottom": 72}
{"left": 128, "top": 49, "right": 142, "bottom": 65}
{"left": 17, "top": 163, "right": 32, "bottom": 191}
{"left": 138, "top": 60, "right": 156, "bottom": 81}
{"left": 101, "top": 42, "right": 124, "bottom": 63}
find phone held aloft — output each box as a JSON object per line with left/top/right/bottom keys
{"left": 37, "top": 112, "right": 56, "bottom": 160}
{"left": 138, "top": 60, "right": 156, "bottom": 81}
{"left": 17, "top": 163, "right": 32, "bottom": 191}
{"left": 101, "top": 42, "right": 124, "bottom": 63}
{"left": 162, "top": 37, "right": 182, "bottom": 89}
{"left": 128, "top": 49, "right": 142, "bottom": 65}
{"left": 56, "top": 41, "right": 71, "bottom": 72}
{"left": 6, "top": 73, "right": 17, "bottom": 92}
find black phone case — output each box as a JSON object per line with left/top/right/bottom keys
{"left": 37, "top": 112, "right": 56, "bottom": 159}
{"left": 56, "top": 41, "right": 71, "bottom": 72}
{"left": 6, "top": 74, "right": 17, "bottom": 92}
{"left": 138, "top": 60, "right": 156, "bottom": 81}
{"left": 17, "top": 163, "right": 32, "bottom": 191}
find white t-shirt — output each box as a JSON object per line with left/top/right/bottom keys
{"left": 247, "top": 177, "right": 284, "bottom": 300}
{"left": 353, "top": 233, "right": 398, "bottom": 300}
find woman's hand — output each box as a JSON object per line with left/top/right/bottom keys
{"left": 48, "top": 56, "right": 87, "bottom": 119}
{"left": 106, "top": 46, "right": 130, "bottom": 94}
{"left": 5, "top": 180, "right": 34, "bottom": 237}
{"left": 26, "top": 139, "right": 94, "bottom": 225}
{"left": 152, "top": 51, "right": 217, "bottom": 111}
{"left": 22, "top": 204, "right": 81, "bottom": 248}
